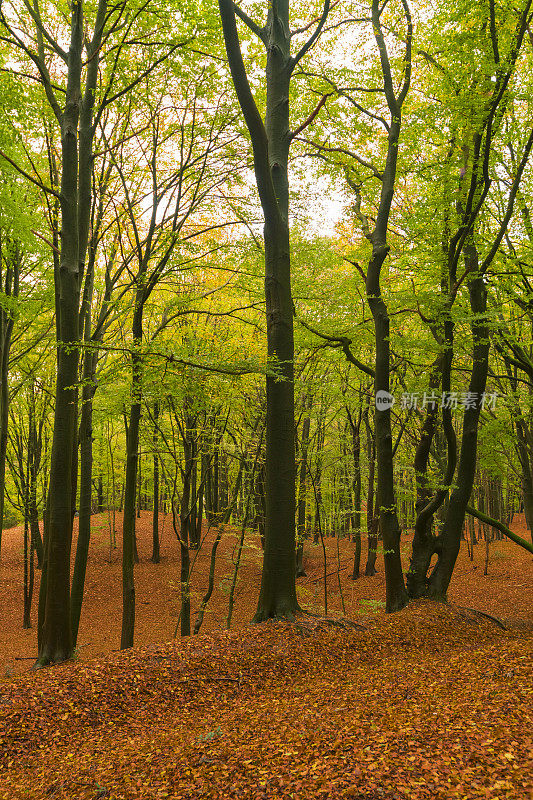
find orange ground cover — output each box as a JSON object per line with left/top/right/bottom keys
{"left": 0, "top": 511, "right": 531, "bottom": 676}
{"left": 0, "top": 514, "right": 531, "bottom": 799}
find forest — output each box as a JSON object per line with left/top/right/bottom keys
{"left": 0, "top": 0, "right": 532, "bottom": 798}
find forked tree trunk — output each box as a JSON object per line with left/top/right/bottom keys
{"left": 219, "top": 0, "right": 314, "bottom": 620}
{"left": 37, "top": 0, "right": 108, "bottom": 667}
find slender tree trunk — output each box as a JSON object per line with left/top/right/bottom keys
{"left": 296, "top": 409, "right": 310, "bottom": 577}
{"left": 0, "top": 238, "right": 20, "bottom": 557}
{"left": 151, "top": 401, "right": 160, "bottom": 563}
{"left": 120, "top": 303, "right": 143, "bottom": 650}
{"left": 364, "top": 408, "right": 378, "bottom": 576}
{"left": 23, "top": 410, "right": 34, "bottom": 629}
{"left": 179, "top": 427, "right": 194, "bottom": 637}
{"left": 70, "top": 348, "right": 97, "bottom": 645}
{"left": 516, "top": 423, "right": 533, "bottom": 533}
{"left": 428, "top": 272, "right": 489, "bottom": 598}
{"left": 360, "top": 1, "right": 411, "bottom": 611}
{"left": 366, "top": 243, "right": 408, "bottom": 611}
{"left": 349, "top": 409, "right": 362, "bottom": 579}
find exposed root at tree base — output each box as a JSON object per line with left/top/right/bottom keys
{"left": 451, "top": 604, "right": 508, "bottom": 630}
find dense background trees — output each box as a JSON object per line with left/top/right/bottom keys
{"left": 0, "top": 0, "right": 532, "bottom": 663}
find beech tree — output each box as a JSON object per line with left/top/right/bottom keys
{"left": 0, "top": 0, "right": 196, "bottom": 663}
{"left": 218, "top": 0, "right": 334, "bottom": 620}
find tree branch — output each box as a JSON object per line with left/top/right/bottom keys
{"left": 0, "top": 149, "right": 61, "bottom": 198}
{"left": 290, "top": 93, "right": 332, "bottom": 140}
{"left": 233, "top": 3, "right": 266, "bottom": 42}
{"left": 290, "top": 0, "right": 331, "bottom": 73}
{"left": 218, "top": 0, "right": 279, "bottom": 221}
{"left": 466, "top": 505, "right": 533, "bottom": 554}
{"left": 297, "top": 317, "right": 374, "bottom": 377}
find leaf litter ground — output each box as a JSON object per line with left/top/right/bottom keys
{"left": 0, "top": 514, "right": 531, "bottom": 799}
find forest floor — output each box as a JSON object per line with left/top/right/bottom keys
{"left": 0, "top": 514, "right": 532, "bottom": 798}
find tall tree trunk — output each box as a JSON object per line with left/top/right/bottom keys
{"left": 120, "top": 302, "right": 143, "bottom": 650}
{"left": 407, "top": 354, "right": 454, "bottom": 598}
{"left": 179, "top": 419, "right": 194, "bottom": 637}
{"left": 361, "top": 0, "right": 411, "bottom": 612}
{"left": 0, "top": 237, "right": 20, "bottom": 557}
{"left": 37, "top": 0, "right": 108, "bottom": 667}
{"left": 218, "top": 0, "right": 326, "bottom": 620}
{"left": 296, "top": 408, "right": 311, "bottom": 578}
{"left": 364, "top": 407, "right": 378, "bottom": 576}
{"left": 97, "top": 474, "right": 104, "bottom": 513}
{"left": 348, "top": 408, "right": 362, "bottom": 580}
{"left": 151, "top": 401, "right": 160, "bottom": 563}
{"left": 428, "top": 270, "right": 490, "bottom": 598}
{"left": 70, "top": 344, "right": 97, "bottom": 646}
{"left": 516, "top": 422, "right": 533, "bottom": 534}
{"left": 366, "top": 213, "right": 408, "bottom": 612}
{"left": 23, "top": 402, "right": 35, "bottom": 629}
{"left": 37, "top": 8, "right": 84, "bottom": 663}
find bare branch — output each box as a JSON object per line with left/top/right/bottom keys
{"left": 290, "top": 93, "right": 332, "bottom": 140}
{"left": 0, "top": 148, "right": 61, "bottom": 198}
{"left": 297, "top": 316, "right": 375, "bottom": 377}
{"left": 397, "top": 0, "right": 412, "bottom": 108}
{"left": 290, "top": 0, "right": 331, "bottom": 73}
{"left": 298, "top": 137, "right": 383, "bottom": 180}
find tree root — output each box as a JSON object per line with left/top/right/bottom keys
{"left": 289, "top": 612, "right": 366, "bottom": 635}
{"left": 452, "top": 604, "right": 507, "bottom": 630}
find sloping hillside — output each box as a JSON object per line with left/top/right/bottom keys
{"left": 0, "top": 603, "right": 531, "bottom": 800}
